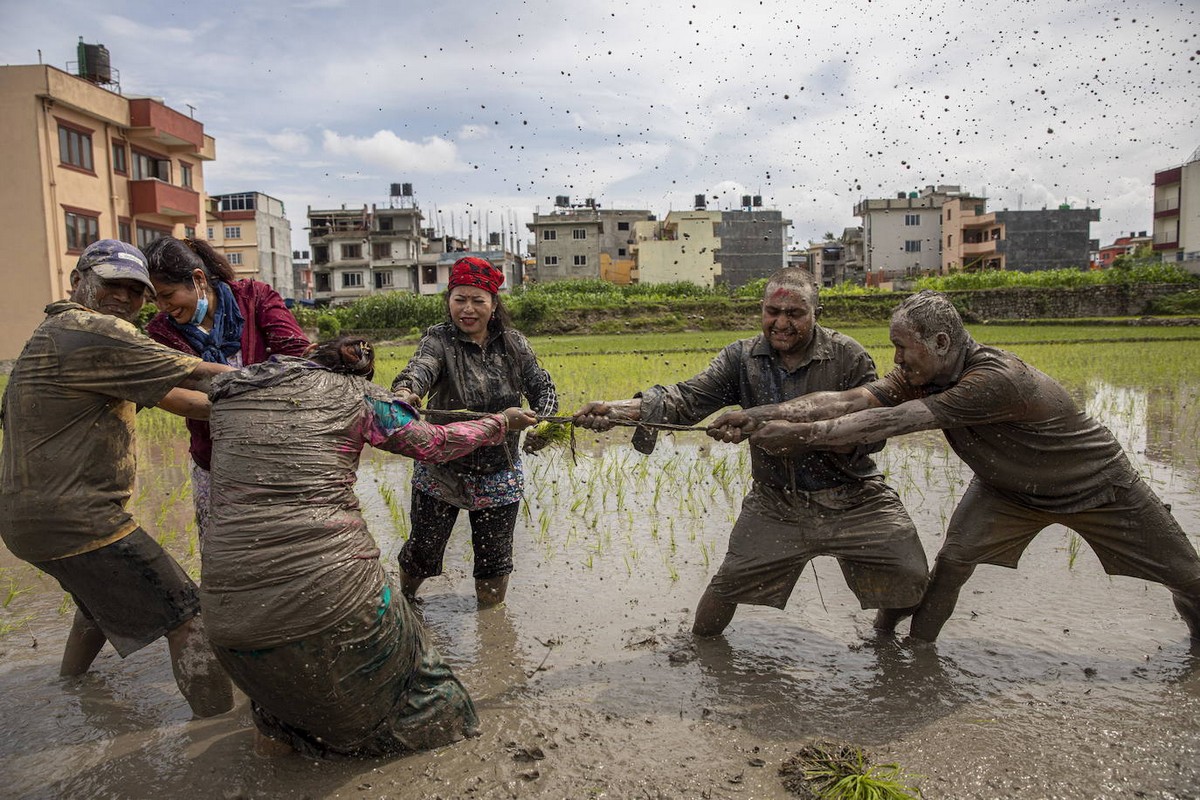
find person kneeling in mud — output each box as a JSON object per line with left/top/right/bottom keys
{"left": 573, "top": 267, "right": 928, "bottom": 639}
{"left": 200, "top": 336, "right": 536, "bottom": 757}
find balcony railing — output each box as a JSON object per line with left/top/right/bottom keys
{"left": 129, "top": 179, "right": 199, "bottom": 220}
{"left": 1154, "top": 196, "right": 1180, "bottom": 214}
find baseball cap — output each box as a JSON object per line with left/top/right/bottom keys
{"left": 75, "top": 239, "right": 155, "bottom": 294}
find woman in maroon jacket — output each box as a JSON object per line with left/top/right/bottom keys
{"left": 143, "top": 237, "right": 310, "bottom": 544}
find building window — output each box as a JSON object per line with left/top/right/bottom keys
{"left": 131, "top": 150, "right": 170, "bottom": 181}
{"left": 269, "top": 227, "right": 275, "bottom": 248}
{"left": 111, "top": 141, "right": 127, "bottom": 174}
{"left": 374, "top": 270, "right": 393, "bottom": 289}
{"left": 57, "top": 123, "right": 94, "bottom": 171}
{"left": 136, "top": 224, "right": 170, "bottom": 250}
{"left": 342, "top": 272, "right": 364, "bottom": 288}
{"left": 372, "top": 242, "right": 391, "bottom": 259}
{"left": 313, "top": 245, "right": 329, "bottom": 264}
{"left": 184, "top": 226, "right": 196, "bottom": 239}
{"left": 572, "top": 228, "right": 587, "bottom": 240}
{"left": 378, "top": 216, "right": 394, "bottom": 231}
{"left": 947, "top": 234, "right": 953, "bottom": 247}
{"left": 617, "top": 221, "right": 630, "bottom": 231}
{"left": 315, "top": 273, "right": 331, "bottom": 292}
{"left": 542, "top": 230, "right": 557, "bottom": 241}
{"left": 946, "top": 209, "right": 952, "bottom": 220}
{"left": 224, "top": 226, "right": 242, "bottom": 239}
{"left": 207, "top": 226, "right": 214, "bottom": 240}
{"left": 904, "top": 214, "right": 920, "bottom": 226}
{"left": 218, "top": 193, "right": 256, "bottom": 212}
{"left": 118, "top": 219, "right": 132, "bottom": 243}
{"left": 342, "top": 243, "right": 362, "bottom": 259}
{"left": 618, "top": 248, "right": 627, "bottom": 257}
{"left": 573, "top": 255, "right": 587, "bottom": 266}
{"left": 180, "top": 162, "right": 193, "bottom": 189}
{"left": 64, "top": 209, "right": 99, "bottom": 252}
{"left": 227, "top": 252, "right": 243, "bottom": 266}
{"left": 904, "top": 240, "right": 922, "bottom": 253}
{"left": 544, "top": 256, "right": 558, "bottom": 266}
{"left": 421, "top": 265, "right": 437, "bottom": 284}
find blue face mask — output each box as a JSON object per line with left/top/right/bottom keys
{"left": 190, "top": 287, "right": 209, "bottom": 325}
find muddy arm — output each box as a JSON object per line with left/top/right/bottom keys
{"left": 750, "top": 400, "right": 939, "bottom": 455}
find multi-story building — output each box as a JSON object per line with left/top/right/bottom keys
{"left": 941, "top": 196, "right": 1100, "bottom": 272}
{"left": 806, "top": 240, "right": 845, "bottom": 287}
{"left": 713, "top": 209, "right": 792, "bottom": 288}
{"left": 855, "top": 185, "right": 965, "bottom": 284}
{"left": 1093, "top": 232, "right": 1152, "bottom": 269}
{"left": 0, "top": 58, "right": 213, "bottom": 358}
{"left": 526, "top": 202, "right": 653, "bottom": 282}
{"left": 1153, "top": 147, "right": 1200, "bottom": 266}
{"left": 840, "top": 226, "right": 865, "bottom": 284}
{"left": 308, "top": 204, "right": 423, "bottom": 304}
{"left": 632, "top": 210, "right": 722, "bottom": 286}
{"left": 292, "top": 249, "right": 313, "bottom": 302}
{"left": 206, "top": 192, "right": 293, "bottom": 298}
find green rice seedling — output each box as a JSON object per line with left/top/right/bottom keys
{"left": 1067, "top": 532, "right": 1083, "bottom": 570}
{"left": 0, "top": 614, "right": 34, "bottom": 638}
{"left": 779, "top": 741, "right": 922, "bottom": 800}
{"left": 57, "top": 593, "right": 75, "bottom": 616}
{"left": 4, "top": 579, "right": 30, "bottom": 609}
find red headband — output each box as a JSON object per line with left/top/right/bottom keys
{"left": 448, "top": 257, "right": 504, "bottom": 294}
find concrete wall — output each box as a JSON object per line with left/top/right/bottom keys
{"left": 949, "top": 283, "right": 1185, "bottom": 319}
{"left": 993, "top": 208, "right": 1100, "bottom": 271}
{"left": 636, "top": 210, "right": 721, "bottom": 286}
{"left": 714, "top": 210, "right": 789, "bottom": 288}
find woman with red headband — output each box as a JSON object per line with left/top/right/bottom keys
{"left": 391, "top": 256, "right": 557, "bottom": 607}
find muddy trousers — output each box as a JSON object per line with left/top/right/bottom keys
{"left": 399, "top": 490, "right": 519, "bottom": 581}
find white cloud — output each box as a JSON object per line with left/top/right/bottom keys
{"left": 458, "top": 125, "right": 491, "bottom": 141}
{"left": 265, "top": 131, "right": 311, "bottom": 155}
{"left": 98, "top": 14, "right": 196, "bottom": 44}
{"left": 322, "top": 130, "right": 466, "bottom": 172}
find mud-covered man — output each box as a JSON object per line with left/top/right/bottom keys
{"left": 711, "top": 290, "right": 1200, "bottom": 642}
{"left": 0, "top": 240, "right": 234, "bottom": 717}
{"left": 573, "top": 268, "right": 928, "bottom": 637}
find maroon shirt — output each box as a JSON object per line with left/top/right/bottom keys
{"left": 146, "top": 279, "right": 310, "bottom": 469}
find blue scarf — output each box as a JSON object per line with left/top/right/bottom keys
{"left": 170, "top": 280, "right": 245, "bottom": 364}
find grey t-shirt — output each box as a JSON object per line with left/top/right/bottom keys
{"left": 866, "top": 340, "right": 1134, "bottom": 512}
{"left": 0, "top": 301, "right": 199, "bottom": 562}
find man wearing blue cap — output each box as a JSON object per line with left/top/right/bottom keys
{"left": 0, "top": 240, "right": 234, "bottom": 718}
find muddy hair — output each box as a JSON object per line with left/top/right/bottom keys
{"left": 894, "top": 290, "right": 969, "bottom": 348}
{"left": 142, "top": 237, "right": 237, "bottom": 287}
{"left": 764, "top": 267, "right": 820, "bottom": 304}
{"left": 306, "top": 336, "right": 376, "bottom": 380}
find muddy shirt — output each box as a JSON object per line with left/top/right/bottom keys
{"left": 639, "top": 326, "right": 883, "bottom": 492}
{"left": 393, "top": 323, "right": 557, "bottom": 473}
{"left": 0, "top": 301, "right": 200, "bottom": 562}
{"left": 202, "top": 358, "right": 508, "bottom": 649}
{"left": 865, "top": 340, "right": 1134, "bottom": 512}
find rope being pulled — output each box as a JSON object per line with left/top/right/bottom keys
{"left": 423, "top": 409, "right": 711, "bottom": 433}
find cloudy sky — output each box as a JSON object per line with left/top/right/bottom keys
{"left": 4, "top": 0, "right": 1196, "bottom": 250}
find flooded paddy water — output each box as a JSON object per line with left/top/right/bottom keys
{"left": 2, "top": 326, "right": 1200, "bottom": 798}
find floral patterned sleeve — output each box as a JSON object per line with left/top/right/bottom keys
{"left": 363, "top": 396, "right": 508, "bottom": 462}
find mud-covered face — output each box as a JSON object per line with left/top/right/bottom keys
{"left": 71, "top": 271, "right": 146, "bottom": 323}
{"left": 761, "top": 283, "right": 819, "bottom": 358}
{"left": 448, "top": 285, "right": 496, "bottom": 342}
{"left": 889, "top": 318, "right": 948, "bottom": 386}
{"left": 152, "top": 269, "right": 208, "bottom": 325}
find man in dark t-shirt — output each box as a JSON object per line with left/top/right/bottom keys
{"left": 708, "top": 290, "right": 1200, "bottom": 643}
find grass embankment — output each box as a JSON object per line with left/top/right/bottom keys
{"left": 295, "top": 265, "right": 1200, "bottom": 342}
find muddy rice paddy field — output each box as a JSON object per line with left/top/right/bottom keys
{"left": 2, "top": 325, "right": 1200, "bottom": 799}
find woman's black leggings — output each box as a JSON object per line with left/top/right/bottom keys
{"left": 399, "top": 490, "right": 519, "bottom": 580}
